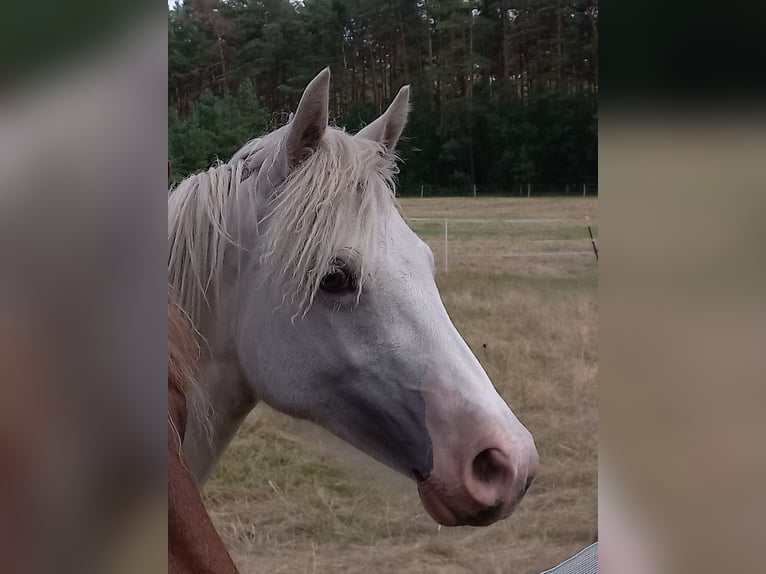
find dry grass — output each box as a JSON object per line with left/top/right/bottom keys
{"left": 204, "top": 197, "right": 598, "bottom": 573}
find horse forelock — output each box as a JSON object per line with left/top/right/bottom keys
{"left": 263, "top": 128, "right": 397, "bottom": 310}
{"left": 168, "top": 126, "right": 399, "bottom": 327}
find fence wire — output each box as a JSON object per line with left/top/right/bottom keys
{"left": 398, "top": 183, "right": 598, "bottom": 198}
{"left": 405, "top": 216, "right": 599, "bottom": 273}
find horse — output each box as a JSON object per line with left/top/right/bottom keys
{"left": 168, "top": 292, "right": 239, "bottom": 573}
{"left": 168, "top": 68, "right": 539, "bottom": 527}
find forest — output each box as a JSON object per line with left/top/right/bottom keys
{"left": 169, "top": 0, "right": 597, "bottom": 195}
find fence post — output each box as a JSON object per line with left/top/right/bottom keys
{"left": 472, "top": 183, "right": 477, "bottom": 198}
{"left": 444, "top": 219, "right": 449, "bottom": 273}
{"left": 421, "top": 184, "right": 424, "bottom": 198}
{"left": 527, "top": 183, "right": 531, "bottom": 198}
{"left": 583, "top": 183, "right": 586, "bottom": 197}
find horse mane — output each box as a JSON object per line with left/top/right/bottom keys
{"left": 168, "top": 287, "right": 211, "bottom": 441}
{"left": 168, "top": 289, "right": 202, "bottom": 394}
{"left": 168, "top": 127, "right": 398, "bottom": 325}
{"left": 168, "top": 161, "right": 247, "bottom": 329}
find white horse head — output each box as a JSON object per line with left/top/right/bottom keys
{"left": 168, "top": 68, "right": 538, "bottom": 526}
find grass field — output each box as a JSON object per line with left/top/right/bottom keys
{"left": 204, "top": 197, "right": 598, "bottom": 573}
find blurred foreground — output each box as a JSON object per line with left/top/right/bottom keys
{"left": 0, "top": 12, "right": 167, "bottom": 574}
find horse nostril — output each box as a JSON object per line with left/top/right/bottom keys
{"left": 412, "top": 468, "right": 427, "bottom": 482}
{"left": 524, "top": 474, "right": 535, "bottom": 494}
{"left": 472, "top": 448, "right": 510, "bottom": 486}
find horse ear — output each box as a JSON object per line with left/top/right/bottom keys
{"left": 285, "top": 68, "right": 330, "bottom": 168}
{"left": 356, "top": 85, "right": 410, "bottom": 152}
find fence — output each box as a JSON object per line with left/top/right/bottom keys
{"left": 405, "top": 215, "right": 599, "bottom": 274}
{"left": 398, "top": 182, "right": 598, "bottom": 198}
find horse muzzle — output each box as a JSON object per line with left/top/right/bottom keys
{"left": 418, "top": 437, "right": 539, "bottom": 526}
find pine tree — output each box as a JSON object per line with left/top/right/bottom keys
{"left": 168, "top": 0, "right": 598, "bottom": 192}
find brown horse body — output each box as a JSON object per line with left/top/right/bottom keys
{"left": 168, "top": 297, "right": 239, "bottom": 574}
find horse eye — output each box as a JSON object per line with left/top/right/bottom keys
{"left": 320, "top": 264, "right": 355, "bottom": 294}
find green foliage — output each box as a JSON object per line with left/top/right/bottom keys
{"left": 168, "top": 0, "right": 598, "bottom": 191}
{"left": 169, "top": 80, "right": 269, "bottom": 180}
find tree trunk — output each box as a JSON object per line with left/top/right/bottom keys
{"left": 500, "top": 0, "right": 510, "bottom": 95}
{"left": 369, "top": 42, "right": 379, "bottom": 112}
{"left": 556, "top": 0, "right": 563, "bottom": 91}
{"left": 398, "top": 5, "right": 410, "bottom": 83}
{"left": 217, "top": 37, "right": 227, "bottom": 96}
{"left": 468, "top": 14, "right": 475, "bottom": 187}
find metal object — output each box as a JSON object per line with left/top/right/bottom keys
{"left": 540, "top": 542, "right": 598, "bottom": 574}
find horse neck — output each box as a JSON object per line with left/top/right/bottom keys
{"left": 185, "top": 354, "right": 257, "bottom": 484}
{"left": 183, "top": 288, "right": 258, "bottom": 484}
